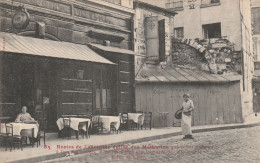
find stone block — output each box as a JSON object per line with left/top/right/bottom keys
{"left": 199, "top": 47, "right": 206, "bottom": 53}
{"left": 209, "top": 49, "right": 215, "bottom": 53}
{"left": 192, "top": 42, "right": 198, "bottom": 48}
{"left": 189, "top": 39, "right": 195, "bottom": 46}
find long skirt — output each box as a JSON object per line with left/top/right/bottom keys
{"left": 181, "top": 113, "right": 192, "bottom": 135}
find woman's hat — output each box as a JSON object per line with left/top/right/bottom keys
{"left": 183, "top": 93, "right": 190, "bottom": 98}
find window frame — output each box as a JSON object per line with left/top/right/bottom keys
{"left": 165, "top": 0, "right": 184, "bottom": 10}
{"left": 201, "top": 0, "right": 221, "bottom": 8}
{"left": 202, "top": 23, "right": 221, "bottom": 39}
{"left": 174, "top": 27, "right": 184, "bottom": 38}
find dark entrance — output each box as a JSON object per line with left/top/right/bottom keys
{"left": 253, "top": 81, "right": 260, "bottom": 113}
{"left": 19, "top": 57, "right": 58, "bottom": 132}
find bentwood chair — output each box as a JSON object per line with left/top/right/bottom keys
{"left": 136, "top": 111, "right": 145, "bottom": 130}
{"left": 91, "top": 115, "right": 103, "bottom": 134}
{"left": 62, "top": 117, "right": 72, "bottom": 139}
{"left": 119, "top": 112, "right": 129, "bottom": 131}
{"left": 0, "top": 123, "right": 7, "bottom": 147}
{"left": 5, "top": 124, "right": 22, "bottom": 151}
{"left": 143, "top": 112, "right": 152, "bottom": 130}
{"left": 34, "top": 123, "right": 46, "bottom": 147}
{"left": 78, "top": 121, "right": 90, "bottom": 139}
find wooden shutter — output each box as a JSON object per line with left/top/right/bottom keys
{"left": 145, "top": 16, "right": 159, "bottom": 61}
{"left": 159, "top": 19, "right": 166, "bottom": 62}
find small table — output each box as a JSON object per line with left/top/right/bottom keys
{"left": 56, "top": 117, "right": 91, "bottom": 131}
{"left": 92, "top": 116, "right": 120, "bottom": 132}
{"left": 6, "top": 122, "right": 38, "bottom": 138}
{"left": 0, "top": 117, "right": 12, "bottom": 122}
{"left": 128, "top": 113, "right": 145, "bottom": 125}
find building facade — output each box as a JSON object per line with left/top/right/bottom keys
{"left": 0, "top": 0, "right": 135, "bottom": 131}
{"left": 252, "top": 0, "right": 260, "bottom": 61}
{"left": 134, "top": 0, "right": 254, "bottom": 127}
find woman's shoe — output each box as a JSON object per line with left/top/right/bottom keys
{"left": 183, "top": 135, "right": 188, "bottom": 139}
{"left": 187, "top": 135, "right": 194, "bottom": 139}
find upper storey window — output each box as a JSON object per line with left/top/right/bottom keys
{"left": 165, "top": 0, "right": 183, "bottom": 10}
{"left": 201, "top": 0, "right": 220, "bottom": 7}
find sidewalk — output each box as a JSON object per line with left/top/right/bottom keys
{"left": 1, "top": 114, "right": 259, "bottom": 163}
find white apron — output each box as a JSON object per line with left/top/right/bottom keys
{"left": 181, "top": 112, "right": 192, "bottom": 135}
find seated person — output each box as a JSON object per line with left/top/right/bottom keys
{"left": 15, "top": 106, "right": 36, "bottom": 123}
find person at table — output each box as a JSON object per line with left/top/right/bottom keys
{"left": 15, "top": 106, "right": 36, "bottom": 123}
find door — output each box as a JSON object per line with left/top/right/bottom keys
{"left": 94, "top": 67, "right": 113, "bottom": 115}
{"left": 254, "top": 82, "right": 260, "bottom": 113}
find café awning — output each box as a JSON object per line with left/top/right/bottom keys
{"left": 0, "top": 32, "right": 115, "bottom": 65}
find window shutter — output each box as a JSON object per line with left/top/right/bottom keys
{"left": 159, "top": 19, "right": 166, "bottom": 62}
{"left": 145, "top": 16, "right": 159, "bottom": 61}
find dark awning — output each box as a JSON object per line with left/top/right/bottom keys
{"left": 0, "top": 32, "right": 115, "bottom": 65}
{"left": 88, "top": 43, "right": 136, "bottom": 55}
{"left": 136, "top": 68, "right": 242, "bottom": 83}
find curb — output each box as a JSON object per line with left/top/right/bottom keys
{"left": 7, "top": 122, "right": 260, "bottom": 163}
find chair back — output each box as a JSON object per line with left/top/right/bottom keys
{"left": 5, "top": 123, "right": 13, "bottom": 136}
{"left": 63, "top": 117, "right": 71, "bottom": 127}
{"left": 91, "top": 115, "right": 100, "bottom": 123}
{"left": 145, "top": 112, "right": 152, "bottom": 121}
{"left": 20, "top": 128, "right": 34, "bottom": 137}
{"left": 120, "top": 112, "right": 128, "bottom": 124}
{"left": 79, "top": 121, "right": 89, "bottom": 130}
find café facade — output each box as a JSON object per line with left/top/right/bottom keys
{"left": 0, "top": 0, "right": 135, "bottom": 131}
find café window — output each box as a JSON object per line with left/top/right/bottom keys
{"left": 174, "top": 27, "right": 184, "bottom": 38}
{"left": 201, "top": 0, "right": 220, "bottom": 5}
{"left": 202, "top": 23, "right": 221, "bottom": 39}
{"left": 95, "top": 89, "right": 112, "bottom": 109}
{"left": 165, "top": 0, "right": 183, "bottom": 9}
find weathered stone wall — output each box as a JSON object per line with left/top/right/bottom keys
{"left": 170, "top": 38, "right": 242, "bottom": 75}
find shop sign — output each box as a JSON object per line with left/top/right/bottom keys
{"left": 12, "top": 7, "right": 30, "bottom": 30}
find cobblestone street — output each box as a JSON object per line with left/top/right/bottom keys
{"left": 43, "top": 126, "right": 260, "bottom": 163}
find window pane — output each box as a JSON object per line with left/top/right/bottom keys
{"left": 202, "top": 23, "right": 221, "bottom": 39}
{"left": 174, "top": 27, "right": 184, "bottom": 38}
{"left": 96, "top": 89, "right": 100, "bottom": 108}
{"left": 102, "top": 89, "right": 107, "bottom": 108}
{"left": 107, "top": 89, "right": 112, "bottom": 108}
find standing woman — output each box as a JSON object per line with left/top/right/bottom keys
{"left": 181, "top": 93, "right": 194, "bottom": 139}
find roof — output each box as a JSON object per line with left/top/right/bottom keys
{"left": 136, "top": 68, "right": 242, "bottom": 83}
{"left": 0, "top": 32, "right": 115, "bottom": 65}
{"left": 134, "top": 0, "right": 177, "bottom": 16}
{"left": 88, "top": 43, "right": 136, "bottom": 55}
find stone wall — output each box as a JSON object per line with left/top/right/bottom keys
{"left": 170, "top": 38, "right": 242, "bottom": 74}
{"left": 136, "top": 37, "right": 242, "bottom": 78}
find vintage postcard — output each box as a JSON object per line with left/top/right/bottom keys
{"left": 0, "top": 0, "right": 259, "bottom": 162}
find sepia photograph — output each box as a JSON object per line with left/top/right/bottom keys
{"left": 0, "top": 0, "right": 260, "bottom": 162}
